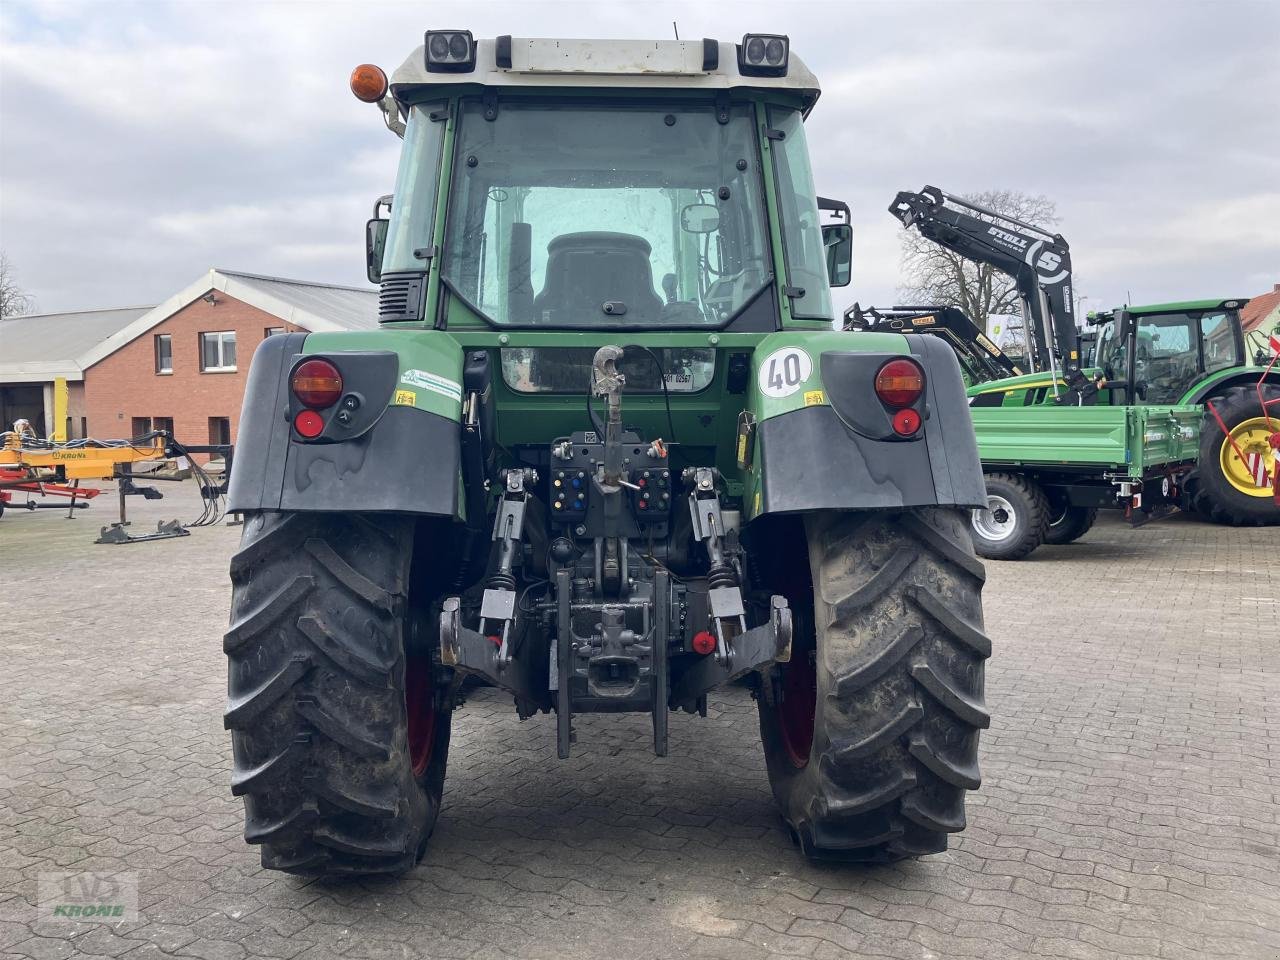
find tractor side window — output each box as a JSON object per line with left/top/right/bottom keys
{"left": 382, "top": 103, "right": 447, "bottom": 276}
{"left": 1134, "top": 313, "right": 1198, "bottom": 403}
{"left": 1200, "top": 312, "right": 1240, "bottom": 373}
{"left": 766, "top": 106, "right": 834, "bottom": 322}
{"left": 1097, "top": 322, "right": 1122, "bottom": 379}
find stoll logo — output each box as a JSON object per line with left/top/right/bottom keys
{"left": 986, "top": 226, "right": 1028, "bottom": 249}
{"left": 38, "top": 872, "right": 138, "bottom": 922}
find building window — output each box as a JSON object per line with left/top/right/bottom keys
{"left": 155, "top": 334, "right": 172, "bottom": 374}
{"left": 200, "top": 331, "right": 237, "bottom": 372}
{"left": 153, "top": 416, "right": 175, "bottom": 437}
{"left": 208, "top": 416, "right": 231, "bottom": 446}
{"left": 131, "top": 416, "right": 152, "bottom": 438}
{"left": 265, "top": 326, "right": 285, "bottom": 338}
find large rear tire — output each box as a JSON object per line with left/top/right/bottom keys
{"left": 224, "top": 512, "right": 451, "bottom": 876}
{"left": 758, "top": 509, "right": 990, "bottom": 862}
{"left": 969, "top": 472, "right": 1049, "bottom": 560}
{"left": 1191, "top": 386, "right": 1279, "bottom": 526}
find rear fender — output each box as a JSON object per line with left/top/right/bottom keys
{"left": 1181, "top": 368, "right": 1280, "bottom": 405}
{"left": 744, "top": 331, "right": 985, "bottom": 518}
{"left": 227, "top": 330, "right": 465, "bottom": 518}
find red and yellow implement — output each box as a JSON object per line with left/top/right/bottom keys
{"left": 0, "top": 432, "right": 168, "bottom": 481}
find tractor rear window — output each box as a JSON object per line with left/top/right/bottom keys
{"left": 440, "top": 99, "right": 771, "bottom": 328}
{"left": 500, "top": 347, "right": 715, "bottom": 394}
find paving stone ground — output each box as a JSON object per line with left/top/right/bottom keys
{"left": 0, "top": 481, "right": 1277, "bottom": 959}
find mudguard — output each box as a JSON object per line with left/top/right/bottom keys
{"left": 227, "top": 331, "right": 464, "bottom": 517}
{"left": 747, "top": 332, "right": 986, "bottom": 516}
{"left": 1180, "top": 367, "right": 1280, "bottom": 405}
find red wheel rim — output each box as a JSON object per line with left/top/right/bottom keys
{"left": 775, "top": 638, "right": 816, "bottom": 768}
{"left": 405, "top": 650, "right": 435, "bottom": 777}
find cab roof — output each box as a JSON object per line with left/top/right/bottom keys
{"left": 1123, "top": 298, "right": 1249, "bottom": 314}
{"left": 389, "top": 37, "right": 820, "bottom": 113}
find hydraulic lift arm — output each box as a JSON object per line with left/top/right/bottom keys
{"left": 890, "top": 185, "right": 1089, "bottom": 400}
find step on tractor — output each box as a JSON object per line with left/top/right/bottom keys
{"left": 223, "top": 33, "right": 994, "bottom": 876}
{"left": 883, "top": 186, "right": 1279, "bottom": 559}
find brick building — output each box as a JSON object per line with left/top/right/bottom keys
{"left": 0, "top": 269, "right": 376, "bottom": 446}
{"left": 0, "top": 306, "right": 151, "bottom": 439}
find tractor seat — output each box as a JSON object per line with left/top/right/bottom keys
{"left": 532, "top": 232, "right": 663, "bottom": 324}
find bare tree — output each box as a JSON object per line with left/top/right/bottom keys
{"left": 0, "top": 253, "right": 35, "bottom": 319}
{"left": 896, "top": 189, "right": 1058, "bottom": 356}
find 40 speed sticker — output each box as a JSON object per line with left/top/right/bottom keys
{"left": 758, "top": 347, "right": 813, "bottom": 398}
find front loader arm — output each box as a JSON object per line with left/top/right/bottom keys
{"left": 890, "top": 185, "right": 1081, "bottom": 393}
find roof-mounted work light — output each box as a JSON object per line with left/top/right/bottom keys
{"left": 425, "top": 29, "right": 476, "bottom": 72}
{"left": 738, "top": 33, "right": 789, "bottom": 76}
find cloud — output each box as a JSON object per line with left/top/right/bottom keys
{"left": 1, "top": 0, "right": 1276, "bottom": 315}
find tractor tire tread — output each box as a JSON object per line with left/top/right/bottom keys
{"left": 760, "top": 508, "right": 989, "bottom": 863}
{"left": 225, "top": 512, "right": 447, "bottom": 877}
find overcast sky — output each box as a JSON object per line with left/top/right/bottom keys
{"left": 2, "top": 0, "right": 1277, "bottom": 318}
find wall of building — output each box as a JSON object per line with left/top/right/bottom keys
{"left": 84, "top": 292, "right": 300, "bottom": 448}
{"left": 67, "top": 382, "right": 86, "bottom": 438}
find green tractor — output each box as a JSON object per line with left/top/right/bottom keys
{"left": 885, "top": 187, "right": 1278, "bottom": 559}
{"left": 1084, "top": 300, "right": 1279, "bottom": 527}
{"left": 224, "top": 32, "right": 992, "bottom": 876}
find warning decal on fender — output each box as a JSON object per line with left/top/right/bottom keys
{"left": 393, "top": 390, "right": 417, "bottom": 406}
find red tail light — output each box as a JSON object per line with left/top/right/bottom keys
{"left": 294, "top": 410, "right": 325, "bottom": 438}
{"left": 875, "top": 358, "right": 924, "bottom": 408}
{"left": 291, "top": 359, "right": 343, "bottom": 408}
{"left": 892, "top": 408, "right": 922, "bottom": 436}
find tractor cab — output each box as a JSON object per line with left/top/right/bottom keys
{"left": 1092, "top": 299, "right": 1248, "bottom": 404}
{"left": 364, "top": 34, "right": 850, "bottom": 333}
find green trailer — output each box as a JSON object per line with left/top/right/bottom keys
{"left": 966, "top": 400, "right": 1202, "bottom": 558}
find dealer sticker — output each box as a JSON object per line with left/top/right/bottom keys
{"left": 758, "top": 347, "right": 813, "bottom": 399}
{"left": 400, "top": 369, "right": 462, "bottom": 404}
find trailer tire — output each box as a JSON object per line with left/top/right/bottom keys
{"left": 968, "top": 473, "right": 1048, "bottom": 560}
{"left": 758, "top": 509, "right": 990, "bottom": 863}
{"left": 224, "top": 511, "right": 451, "bottom": 877}
{"left": 1043, "top": 502, "right": 1097, "bottom": 545}
{"left": 1191, "top": 386, "right": 1279, "bottom": 526}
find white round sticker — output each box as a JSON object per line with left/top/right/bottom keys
{"left": 758, "top": 347, "right": 813, "bottom": 398}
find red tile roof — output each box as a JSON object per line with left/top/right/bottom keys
{"left": 1242, "top": 283, "right": 1280, "bottom": 332}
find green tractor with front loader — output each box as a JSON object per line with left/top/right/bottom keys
{"left": 223, "top": 33, "right": 993, "bottom": 875}
{"left": 881, "top": 186, "right": 1279, "bottom": 559}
